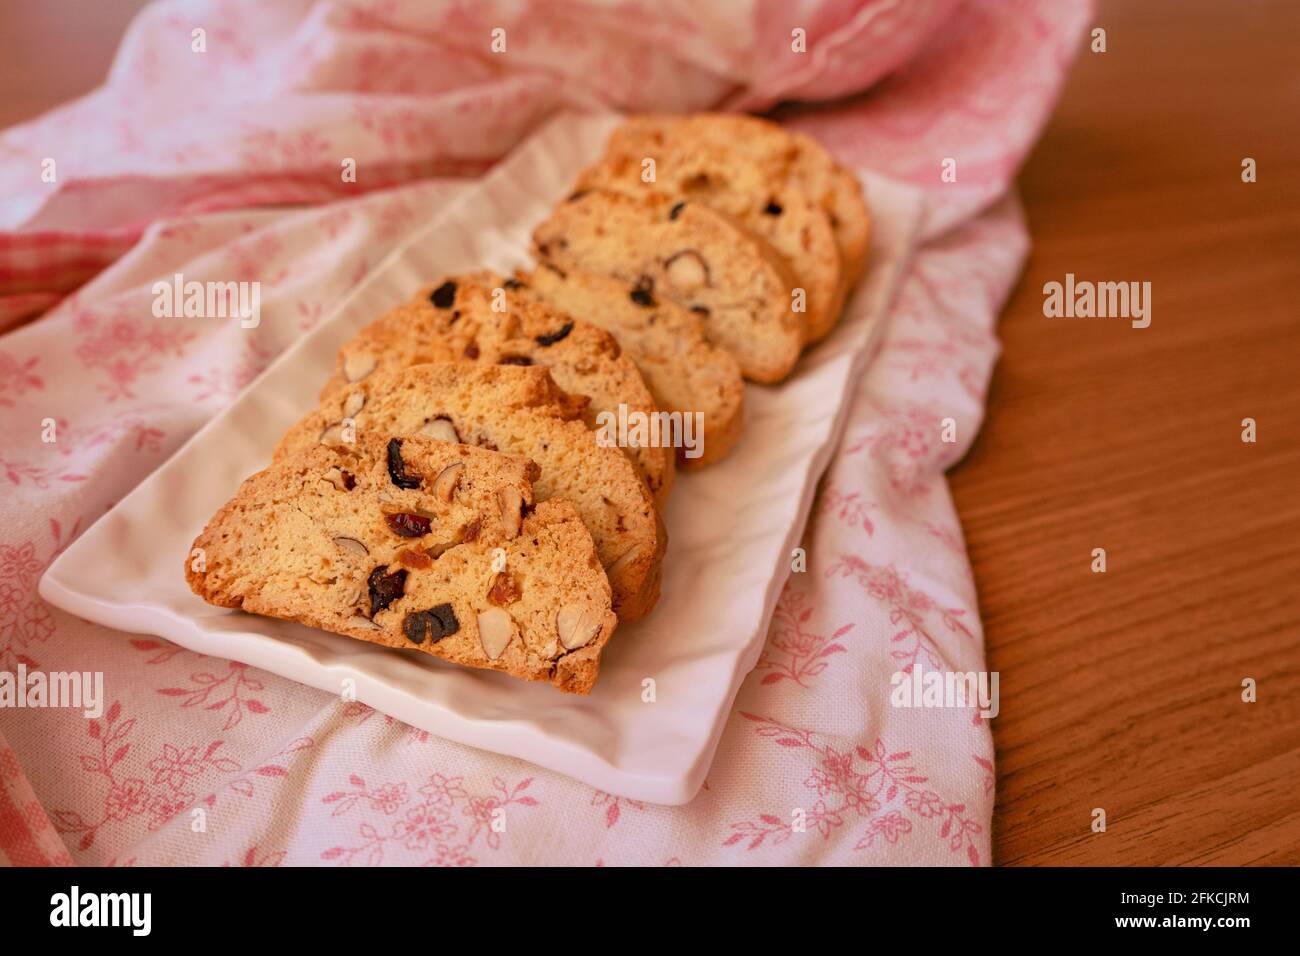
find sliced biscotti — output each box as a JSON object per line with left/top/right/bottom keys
{"left": 276, "top": 363, "right": 664, "bottom": 622}
{"left": 323, "top": 272, "right": 674, "bottom": 508}
{"left": 186, "top": 436, "right": 616, "bottom": 694}
{"left": 577, "top": 133, "right": 844, "bottom": 343}
{"left": 604, "top": 114, "right": 871, "bottom": 287}
{"left": 511, "top": 265, "right": 743, "bottom": 469}
{"left": 534, "top": 188, "right": 802, "bottom": 383}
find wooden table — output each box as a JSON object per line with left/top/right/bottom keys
{"left": 0, "top": 0, "right": 150, "bottom": 129}
{"left": 950, "top": 0, "right": 1300, "bottom": 864}
{"left": 4, "top": 0, "right": 1297, "bottom": 866}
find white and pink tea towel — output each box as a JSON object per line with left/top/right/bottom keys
{"left": 0, "top": 0, "right": 1090, "bottom": 866}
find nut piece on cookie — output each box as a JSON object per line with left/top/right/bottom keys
{"left": 185, "top": 435, "right": 617, "bottom": 694}
{"left": 322, "top": 271, "right": 674, "bottom": 508}
{"left": 277, "top": 362, "right": 665, "bottom": 622}
{"left": 601, "top": 113, "right": 871, "bottom": 288}
{"left": 533, "top": 188, "right": 802, "bottom": 384}
{"left": 578, "top": 128, "right": 845, "bottom": 343}
{"left": 509, "top": 265, "right": 744, "bottom": 469}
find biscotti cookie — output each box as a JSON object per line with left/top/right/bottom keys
{"left": 512, "top": 265, "right": 744, "bottom": 468}
{"left": 603, "top": 114, "right": 871, "bottom": 287}
{"left": 187, "top": 437, "right": 616, "bottom": 694}
{"left": 323, "top": 272, "right": 674, "bottom": 508}
{"left": 276, "top": 363, "right": 664, "bottom": 621}
{"left": 533, "top": 188, "right": 802, "bottom": 383}
{"left": 577, "top": 133, "right": 845, "bottom": 343}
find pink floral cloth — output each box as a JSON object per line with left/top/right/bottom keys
{"left": 0, "top": 0, "right": 1089, "bottom": 866}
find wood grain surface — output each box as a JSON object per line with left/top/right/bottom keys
{"left": 0, "top": 0, "right": 150, "bottom": 129}
{"left": 949, "top": 0, "right": 1300, "bottom": 865}
{"left": 2, "top": 0, "right": 1296, "bottom": 866}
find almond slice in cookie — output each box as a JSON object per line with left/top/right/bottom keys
{"left": 186, "top": 435, "right": 617, "bottom": 694}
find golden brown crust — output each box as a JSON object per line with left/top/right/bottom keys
{"left": 533, "top": 189, "right": 803, "bottom": 384}
{"left": 323, "top": 272, "right": 675, "bottom": 508}
{"left": 578, "top": 131, "right": 844, "bottom": 342}
{"left": 276, "top": 363, "right": 664, "bottom": 622}
{"left": 186, "top": 436, "right": 616, "bottom": 693}
{"left": 607, "top": 113, "right": 871, "bottom": 290}
{"left": 512, "top": 265, "right": 744, "bottom": 469}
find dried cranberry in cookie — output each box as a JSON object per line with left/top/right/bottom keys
{"left": 595, "top": 113, "right": 871, "bottom": 288}
{"left": 185, "top": 435, "right": 617, "bottom": 693}
{"left": 402, "top": 603, "right": 459, "bottom": 644}
{"left": 279, "top": 363, "right": 665, "bottom": 622}
{"left": 578, "top": 121, "right": 846, "bottom": 343}
{"left": 533, "top": 189, "right": 802, "bottom": 383}
{"left": 510, "top": 266, "right": 744, "bottom": 468}
{"left": 323, "top": 272, "right": 673, "bottom": 508}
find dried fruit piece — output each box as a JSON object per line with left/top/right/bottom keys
{"left": 629, "top": 276, "right": 655, "bottom": 307}
{"left": 498, "top": 486, "right": 523, "bottom": 538}
{"left": 402, "top": 603, "right": 459, "bottom": 644}
{"left": 367, "top": 566, "right": 408, "bottom": 617}
{"left": 432, "top": 461, "right": 464, "bottom": 502}
{"left": 385, "top": 513, "right": 432, "bottom": 538}
{"left": 420, "top": 416, "right": 460, "bottom": 443}
{"left": 668, "top": 201, "right": 685, "bottom": 220}
{"left": 463, "top": 342, "right": 480, "bottom": 359}
{"left": 343, "top": 352, "right": 376, "bottom": 383}
{"left": 763, "top": 200, "right": 783, "bottom": 216}
{"left": 556, "top": 603, "right": 601, "bottom": 650}
{"left": 397, "top": 548, "right": 433, "bottom": 569}
{"left": 477, "top": 607, "right": 516, "bottom": 660}
{"left": 499, "top": 354, "right": 533, "bottom": 366}
{"left": 665, "top": 250, "right": 709, "bottom": 294}
{"left": 488, "top": 572, "right": 521, "bottom": 605}
{"left": 461, "top": 516, "right": 482, "bottom": 543}
{"left": 430, "top": 280, "right": 457, "bottom": 308}
{"left": 334, "top": 536, "right": 369, "bottom": 557}
{"left": 386, "top": 438, "right": 422, "bottom": 489}
{"left": 535, "top": 322, "right": 573, "bottom": 347}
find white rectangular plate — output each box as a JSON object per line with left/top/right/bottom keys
{"left": 41, "top": 112, "right": 922, "bottom": 804}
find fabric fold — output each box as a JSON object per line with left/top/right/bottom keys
{"left": 0, "top": 0, "right": 1089, "bottom": 866}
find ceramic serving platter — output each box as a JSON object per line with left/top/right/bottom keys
{"left": 40, "top": 111, "right": 922, "bottom": 804}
